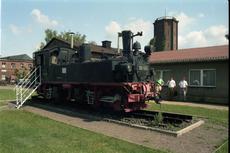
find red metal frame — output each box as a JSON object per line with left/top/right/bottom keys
{"left": 38, "top": 81, "right": 155, "bottom": 112}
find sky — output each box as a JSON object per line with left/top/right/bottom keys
{"left": 0, "top": 0, "right": 229, "bottom": 57}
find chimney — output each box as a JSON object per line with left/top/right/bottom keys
{"left": 102, "top": 40, "right": 111, "bottom": 48}
{"left": 67, "top": 32, "right": 75, "bottom": 49}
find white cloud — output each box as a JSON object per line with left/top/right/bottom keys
{"left": 105, "top": 19, "right": 152, "bottom": 49}
{"left": 9, "top": 24, "right": 33, "bottom": 35}
{"left": 35, "top": 42, "right": 42, "bottom": 50}
{"left": 31, "top": 9, "right": 58, "bottom": 28}
{"left": 124, "top": 19, "right": 152, "bottom": 46}
{"left": 9, "top": 24, "right": 21, "bottom": 35}
{"left": 179, "top": 31, "right": 208, "bottom": 48}
{"left": 204, "top": 25, "right": 228, "bottom": 45}
{"left": 169, "top": 11, "right": 195, "bottom": 34}
{"left": 123, "top": 19, "right": 152, "bottom": 36}
{"left": 198, "top": 13, "right": 205, "bottom": 18}
{"left": 179, "top": 25, "right": 228, "bottom": 48}
{"left": 105, "top": 13, "right": 228, "bottom": 50}
{"left": 168, "top": 12, "right": 228, "bottom": 48}
{"left": 105, "top": 21, "right": 121, "bottom": 39}
{"left": 204, "top": 25, "right": 227, "bottom": 39}
{"left": 175, "top": 12, "right": 195, "bottom": 34}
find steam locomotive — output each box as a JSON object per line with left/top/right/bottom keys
{"left": 34, "top": 30, "right": 157, "bottom": 112}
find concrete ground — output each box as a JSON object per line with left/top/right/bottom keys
{"left": 0, "top": 85, "right": 16, "bottom": 90}
{"left": 161, "top": 101, "right": 228, "bottom": 110}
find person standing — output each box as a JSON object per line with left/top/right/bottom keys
{"left": 179, "top": 77, "right": 188, "bottom": 101}
{"left": 154, "top": 78, "right": 164, "bottom": 104}
{"left": 167, "top": 77, "right": 176, "bottom": 100}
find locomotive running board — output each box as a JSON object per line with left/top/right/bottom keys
{"left": 15, "top": 66, "right": 41, "bottom": 109}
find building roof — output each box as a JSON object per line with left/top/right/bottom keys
{"left": 0, "top": 54, "right": 33, "bottom": 61}
{"left": 148, "top": 45, "right": 229, "bottom": 64}
{"left": 42, "top": 38, "right": 119, "bottom": 55}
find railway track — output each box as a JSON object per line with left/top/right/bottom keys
{"left": 29, "top": 97, "right": 193, "bottom": 125}
{"left": 126, "top": 110, "right": 193, "bottom": 124}
{"left": 21, "top": 98, "right": 203, "bottom": 136}
{"left": 27, "top": 97, "right": 195, "bottom": 129}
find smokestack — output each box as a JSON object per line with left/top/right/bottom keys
{"left": 102, "top": 40, "right": 111, "bottom": 48}
{"left": 120, "top": 30, "right": 142, "bottom": 57}
{"left": 67, "top": 32, "right": 75, "bottom": 49}
{"left": 121, "top": 30, "right": 132, "bottom": 57}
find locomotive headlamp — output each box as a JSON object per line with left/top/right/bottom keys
{"left": 127, "top": 64, "right": 132, "bottom": 72}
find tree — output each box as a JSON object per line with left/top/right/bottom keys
{"left": 38, "top": 29, "right": 86, "bottom": 50}
{"left": 36, "top": 42, "right": 45, "bottom": 51}
{"left": 88, "top": 41, "right": 97, "bottom": 45}
{"left": 14, "top": 68, "right": 29, "bottom": 81}
{"left": 44, "top": 29, "right": 58, "bottom": 43}
{"left": 149, "top": 38, "right": 155, "bottom": 46}
{"left": 149, "top": 38, "right": 156, "bottom": 51}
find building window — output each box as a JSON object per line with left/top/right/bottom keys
{"left": 11, "top": 63, "right": 16, "bottom": 69}
{"left": 2, "top": 62, "right": 6, "bottom": 68}
{"left": 20, "top": 63, "right": 24, "bottom": 68}
{"left": 1, "top": 75, "right": 6, "bottom": 80}
{"left": 155, "top": 70, "right": 172, "bottom": 85}
{"left": 189, "top": 69, "right": 216, "bottom": 87}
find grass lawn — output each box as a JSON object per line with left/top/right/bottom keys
{"left": 215, "top": 140, "right": 228, "bottom": 153}
{"left": 146, "top": 102, "right": 228, "bottom": 126}
{"left": 0, "top": 88, "right": 37, "bottom": 106}
{"left": 0, "top": 110, "right": 166, "bottom": 153}
{"left": 0, "top": 89, "right": 16, "bottom": 106}
{"left": 0, "top": 89, "right": 16, "bottom": 101}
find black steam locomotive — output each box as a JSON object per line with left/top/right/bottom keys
{"left": 34, "top": 30, "right": 157, "bottom": 112}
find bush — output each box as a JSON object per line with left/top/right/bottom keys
{"left": 154, "top": 112, "right": 163, "bottom": 124}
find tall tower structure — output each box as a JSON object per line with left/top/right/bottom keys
{"left": 153, "top": 16, "right": 178, "bottom": 51}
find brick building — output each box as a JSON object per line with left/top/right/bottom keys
{"left": 153, "top": 16, "right": 178, "bottom": 51}
{"left": 0, "top": 54, "right": 33, "bottom": 83}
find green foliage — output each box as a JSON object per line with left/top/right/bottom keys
{"left": 215, "top": 140, "right": 228, "bottom": 153}
{"left": 149, "top": 38, "right": 156, "bottom": 52}
{"left": 0, "top": 110, "right": 166, "bottom": 153}
{"left": 154, "top": 112, "right": 163, "bottom": 124}
{"left": 146, "top": 102, "right": 228, "bottom": 125}
{"left": 44, "top": 29, "right": 58, "bottom": 43}
{"left": 149, "top": 35, "right": 165, "bottom": 51}
{"left": 149, "top": 38, "right": 155, "bottom": 46}
{"left": 37, "top": 42, "right": 45, "bottom": 51}
{"left": 38, "top": 29, "right": 86, "bottom": 50}
{"left": 14, "top": 68, "right": 28, "bottom": 80}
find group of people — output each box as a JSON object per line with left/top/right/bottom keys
{"left": 167, "top": 77, "right": 188, "bottom": 101}
{"left": 154, "top": 77, "right": 188, "bottom": 104}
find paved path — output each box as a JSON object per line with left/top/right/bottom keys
{"left": 161, "top": 101, "right": 228, "bottom": 110}
{"left": 0, "top": 85, "right": 15, "bottom": 89}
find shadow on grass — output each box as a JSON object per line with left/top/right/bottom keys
{"left": 11, "top": 99, "right": 106, "bottom": 123}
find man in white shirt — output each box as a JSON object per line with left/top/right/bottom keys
{"left": 179, "top": 77, "right": 188, "bottom": 101}
{"left": 167, "top": 77, "right": 176, "bottom": 100}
